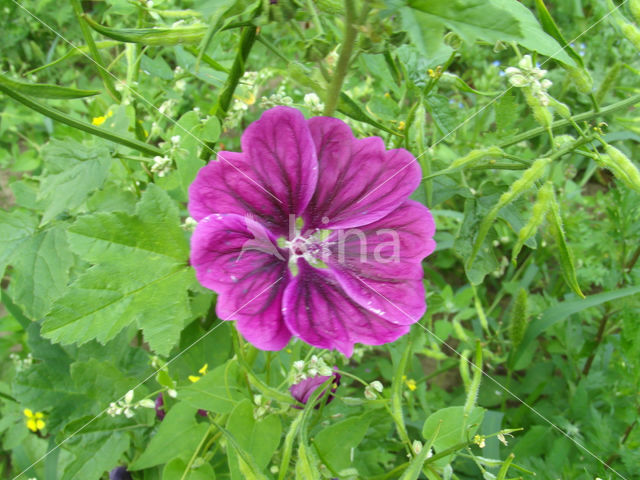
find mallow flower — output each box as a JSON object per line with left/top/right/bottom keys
{"left": 189, "top": 106, "right": 435, "bottom": 356}
{"left": 290, "top": 370, "right": 341, "bottom": 409}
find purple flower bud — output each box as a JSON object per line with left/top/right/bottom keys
{"left": 109, "top": 466, "right": 132, "bottom": 480}
{"left": 289, "top": 371, "right": 341, "bottom": 409}
{"left": 154, "top": 394, "right": 165, "bottom": 420}
{"left": 197, "top": 409, "right": 208, "bottom": 417}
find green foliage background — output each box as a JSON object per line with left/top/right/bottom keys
{"left": 1, "top": 0, "right": 639, "bottom": 479}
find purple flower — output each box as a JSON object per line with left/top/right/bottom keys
{"left": 154, "top": 394, "right": 165, "bottom": 420}
{"left": 290, "top": 371, "right": 341, "bottom": 408}
{"left": 189, "top": 107, "right": 435, "bottom": 356}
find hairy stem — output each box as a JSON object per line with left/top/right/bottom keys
{"left": 323, "top": 0, "right": 358, "bottom": 116}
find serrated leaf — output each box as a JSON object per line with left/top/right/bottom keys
{"left": 0, "top": 208, "right": 38, "bottom": 278}
{"left": 408, "top": 0, "right": 521, "bottom": 44}
{"left": 8, "top": 225, "right": 74, "bottom": 320}
{"left": 42, "top": 186, "right": 192, "bottom": 354}
{"left": 454, "top": 198, "right": 499, "bottom": 285}
{"left": 61, "top": 432, "right": 129, "bottom": 480}
{"left": 38, "top": 140, "right": 111, "bottom": 224}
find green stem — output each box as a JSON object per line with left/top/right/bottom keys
{"left": 0, "top": 83, "right": 163, "bottom": 156}
{"left": 180, "top": 424, "right": 214, "bottom": 480}
{"left": 390, "top": 339, "right": 413, "bottom": 454}
{"left": 70, "top": 0, "right": 120, "bottom": 101}
{"left": 323, "top": 0, "right": 358, "bottom": 116}
{"left": 499, "top": 93, "right": 640, "bottom": 148}
{"left": 304, "top": 0, "right": 325, "bottom": 35}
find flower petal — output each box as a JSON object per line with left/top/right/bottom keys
{"left": 303, "top": 117, "right": 421, "bottom": 230}
{"left": 283, "top": 260, "right": 410, "bottom": 357}
{"left": 327, "top": 201, "right": 436, "bottom": 325}
{"left": 189, "top": 107, "right": 318, "bottom": 236}
{"left": 190, "top": 213, "right": 291, "bottom": 350}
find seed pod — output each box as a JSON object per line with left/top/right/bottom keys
{"left": 524, "top": 90, "right": 552, "bottom": 129}
{"left": 468, "top": 157, "right": 551, "bottom": 269}
{"left": 509, "top": 289, "right": 528, "bottom": 347}
{"left": 595, "top": 62, "right": 622, "bottom": 104}
{"left": 548, "top": 96, "right": 571, "bottom": 119}
{"left": 84, "top": 15, "right": 207, "bottom": 45}
{"left": 548, "top": 192, "right": 585, "bottom": 298}
{"left": 448, "top": 146, "right": 504, "bottom": 171}
{"left": 568, "top": 67, "right": 593, "bottom": 95}
{"left": 600, "top": 145, "right": 640, "bottom": 192}
{"left": 511, "top": 181, "right": 554, "bottom": 265}
{"left": 621, "top": 23, "right": 640, "bottom": 50}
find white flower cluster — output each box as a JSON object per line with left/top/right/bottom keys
{"left": 303, "top": 93, "right": 324, "bottom": 114}
{"left": 151, "top": 155, "right": 172, "bottom": 177}
{"left": 9, "top": 352, "right": 33, "bottom": 372}
{"left": 291, "top": 355, "right": 333, "bottom": 384}
{"left": 505, "top": 55, "right": 552, "bottom": 106}
{"left": 107, "top": 390, "right": 155, "bottom": 418}
{"left": 363, "top": 380, "right": 383, "bottom": 400}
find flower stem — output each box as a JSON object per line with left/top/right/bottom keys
{"left": 322, "top": 0, "right": 358, "bottom": 116}
{"left": 499, "top": 93, "right": 640, "bottom": 148}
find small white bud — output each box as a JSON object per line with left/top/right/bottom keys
{"left": 138, "top": 399, "right": 156, "bottom": 409}
{"left": 167, "top": 389, "right": 178, "bottom": 398}
{"left": 124, "top": 390, "right": 134, "bottom": 404}
{"left": 369, "top": 381, "right": 383, "bottom": 393}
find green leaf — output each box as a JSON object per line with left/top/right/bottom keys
{"left": 0, "top": 208, "right": 38, "bottom": 278}
{"left": 0, "top": 71, "right": 100, "bottom": 99}
{"left": 163, "top": 457, "right": 216, "bottom": 480}
{"left": 38, "top": 140, "right": 111, "bottom": 225}
{"left": 511, "top": 284, "right": 640, "bottom": 367}
{"left": 61, "top": 432, "right": 129, "bottom": 480}
{"left": 408, "top": 0, "right": 521, "bottom": 44}
{"left": 179, "top": 362, "right": 245, "bottom": 414}
{"left": 422, "top": 406, "right": 485, "bottom": 465}
{"left": 490, "top": 0, "right": 575, "bottom": 66}
{"left": 533, "top": 0, "right": 584, "bottom": 67}
{"left": 130, "top": 402, "right": 210, "bottom": 470}
{"left": 313, "top": 414, "right": 371, "bottom": 473}
{"left": 226, "top": 399, "right": 281, "bottom": 477}
{"left": 42, "top": 185, "right": 192, "bottom": 354}
{"left": 399, "top": 441, "right": 436, "bottom": 480}
{"left": 454, "top": 198, "right": 499, "bottom": 285}
{"left": 7, "top": 224, "right": 74, "bottom": 320}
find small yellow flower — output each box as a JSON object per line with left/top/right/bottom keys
{"left": 397, "top": 121, "right": 406, "bottom": 131}
{"left": 92, "top": 116, "right": 106, "bottom": 126}
{"left": 24, "top": 409, "right": 45, "bottom": 432}
{"left": 91, "top": 110, "right": 113, "bottom": 126}
{"left": 188, "top": 363, "right": 209, "bottom": 383}
{"left": 402, "top": 375, "right": 417, "bottom": 391}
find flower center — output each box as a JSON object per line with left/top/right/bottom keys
{"left": 278, "top": 224, "right": 331, "bottom": 274}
